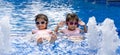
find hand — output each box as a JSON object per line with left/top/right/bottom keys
{"left": 57, "top": 21, "right": 65, "bottom": 27}
{"left": 37, "top": 38, "right": 43, "bottom": 44}
{"left": 50, "top": 33, "right": 57, "bottom": 43}
{"left": 78, "top": 20, "right": 85, "bottom": 26}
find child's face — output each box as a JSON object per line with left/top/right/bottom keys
{"left": 67, "top": 20, "right": 78, "bottom": 31}
{"left": 36, "top": 18, "right": 47, "bottom": 30}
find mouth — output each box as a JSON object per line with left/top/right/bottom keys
{"left": 68, "top": 27, "right": 75, "bottom": 31}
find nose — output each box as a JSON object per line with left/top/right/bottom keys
{"left": 71, "top": 23, "right": 77, "bottom": 26}
{"left": 37, "top": 24, "right": 40, "bottom": 26}
{"left": 37, "top": 24, "right": 42, "bottom": 27}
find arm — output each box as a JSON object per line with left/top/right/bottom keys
{"left": 32, "top": 30, "right": 37, "bottom": 34}
{"left": 49, "top": 32, "right": 57, "bottom": 43}
{"left": 32, "top": 32, "right": 35, "bottom": 34}
{"left": 32, "top": 31, "right": 35, "bottom": 34}
{"left": 37, "top": 38, "right": 43, "bottom": 44}
{"left": 83, "top": 25, "right": 87, "bottom": 33}
{"left": 78, "top": 20, "right": 87, "bottom": 33}
{"left": 54, "top": 25, "right": 60, "bottom": 33}
{"left": 32, "top": 30, "right": 43, "bottom": 44}
{"left": 54, "top": 21, "right": 65, "bottom": 33}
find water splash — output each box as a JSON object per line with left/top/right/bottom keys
{"left": 20, "top": 17, "right": 120, "bottom": 55}
{"left": 11, "top": 0, "right": 87, "bottom": 55}
{"left": 86, "top": 16, "right": 101, "bottom": 50}
{"left": 0, "top": 26, "right": 4, "bottom": 54}
{"left": 86, "top": 17, "right": 120, "bottom": 55}
{"left": 97, "top": 18, "right": 120, "bottom": 55}
{"left": 0, "top": 0, "right": 13, "bottom": 54}
{"left": 0, "top": 0, "right": 120, "bottom": 55}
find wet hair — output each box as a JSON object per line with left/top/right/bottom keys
{"left": 66, "top": 13, "right": 79, "bottom": 27}
{"left": 35, "top": 14, "right": 48, "bottom": 29}
{"left": 66, "top": 13, "right": 79, "bottom": 22}
{"left": 35, "top": 14, "right": 48, "bottom": 24}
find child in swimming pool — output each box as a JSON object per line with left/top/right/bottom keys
{"left": 54, "top": 13, "right": 87, "bottom": 42}
{"left": 32, "top": 14, "right": 57, "bottom": 44}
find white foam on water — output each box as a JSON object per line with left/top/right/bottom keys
{"left": 0, "top": 26, "right": 4, "bottom": 54}
{"left": 0, "top": 0, "right": 120, "bottom": 55}
{"left": 22, "top": 0, "right": 74, "bottom": 28}
{"left": 20, "top": 16, "right": 120, "bottom": 55}
{"left": 0, "top": 0, "right": 13, "bottom": 54}
{"left": 10, "top": 0, "right": 86, "bottom": 55}
{"left": 16, "top": 0, "right": 74, "bottom": 38}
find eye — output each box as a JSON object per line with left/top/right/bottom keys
{"left": 36, "top": 22, "right": 39, "bottom": 25}
{"left": 75, "top": 22, "right": 78, "bottom": 25}
{"left": 41, "top": 21, "right": 46, "bottom": 24}
{"left": 41, "top": 21, "right": 45, "bottom": 24}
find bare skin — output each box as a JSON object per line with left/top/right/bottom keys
{"left": 54, "top": 20, "right": 87, "bottom": 33}
{"left": 32, "top": 18, "right": 57, "bottom": 44}
{"left": 54, "top": 20, "right": 87, "bottom": 42}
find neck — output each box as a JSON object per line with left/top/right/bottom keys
{"left": 68, "top": 28, "right": 76, "bottom": 31}
{"left": 38, "top": 28, "right": 46, "bottom": 30}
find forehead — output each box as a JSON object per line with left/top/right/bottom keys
{"left": 68, "top": 19, "right": 77, "bottom": 22}
{"left": 36, "top": 18, "right": 45, "bottom": 21}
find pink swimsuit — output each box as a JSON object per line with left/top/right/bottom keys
{"left": 32, "top": 29, "right": 52, "bottom": 41}
{"left": 62, "top": 28, "right": 81, "bottom": 36}
{"left": 32, "top": 29, "right": 51, "bottom": 34}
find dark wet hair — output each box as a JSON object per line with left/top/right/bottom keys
{"left": 66, "top": 13, "right": 79, "bottom": 27}
{"left": 35, "top": 14, "right": 48, "bottom": 24}
{"left": 66, "top": 13, "right": 79, "bottom": 22}
{"left": 35, "top": 14, "right": 48, "bottom": 29}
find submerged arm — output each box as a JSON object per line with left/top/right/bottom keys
{"left": 49, "top": 32, "right": 57, "bottom": 43}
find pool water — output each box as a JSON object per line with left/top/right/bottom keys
{"left": 0, "top": 0, "right": 120, "bottom": 55}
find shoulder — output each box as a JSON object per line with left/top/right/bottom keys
{"left": 46, "top": 29, "right": 52, "bottom": 32}
{"left": 60, "top": 29, "right": 68, "bottom": 33}
{"left": 61, "top": 29, "right": 68, "bottom": 31}
{"left": 75, "top": 28, "right": 81, "bottom": 32}
{"left": 76, "top": 28, "right": 81, "bottom": 30}
{"left": 32, "top": 29, "right": 39, "bottom": 34}
{"left": 44, "top": 29, "right": 53, "bottom": 34}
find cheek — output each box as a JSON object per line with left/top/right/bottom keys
{"left": 44, "top": 24, "right": 47, "bottom": 27}
{"left": 68, "top": 25, "right": 73, "bottom": 28}
{"left": 74, "top": 25, "right": 77, "bottom": 28}
{"left": 67, "top": 24, "right": 71, "bottom": 27}
{"left": 42, "top": 24, "right": 47, "bottom": 28}
{"left": 36, "top": 25, "right": 39, "bottom": 27}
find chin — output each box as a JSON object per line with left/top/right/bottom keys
{"left": 68, "top": 28, "right": 75, "bottom": 31}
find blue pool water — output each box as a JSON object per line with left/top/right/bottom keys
{"left": 0, "top": 0, "right": 120, "bottom": 55}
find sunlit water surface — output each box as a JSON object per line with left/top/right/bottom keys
{"left": 0, "top": 0, "right": 120, "bottom": 55}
